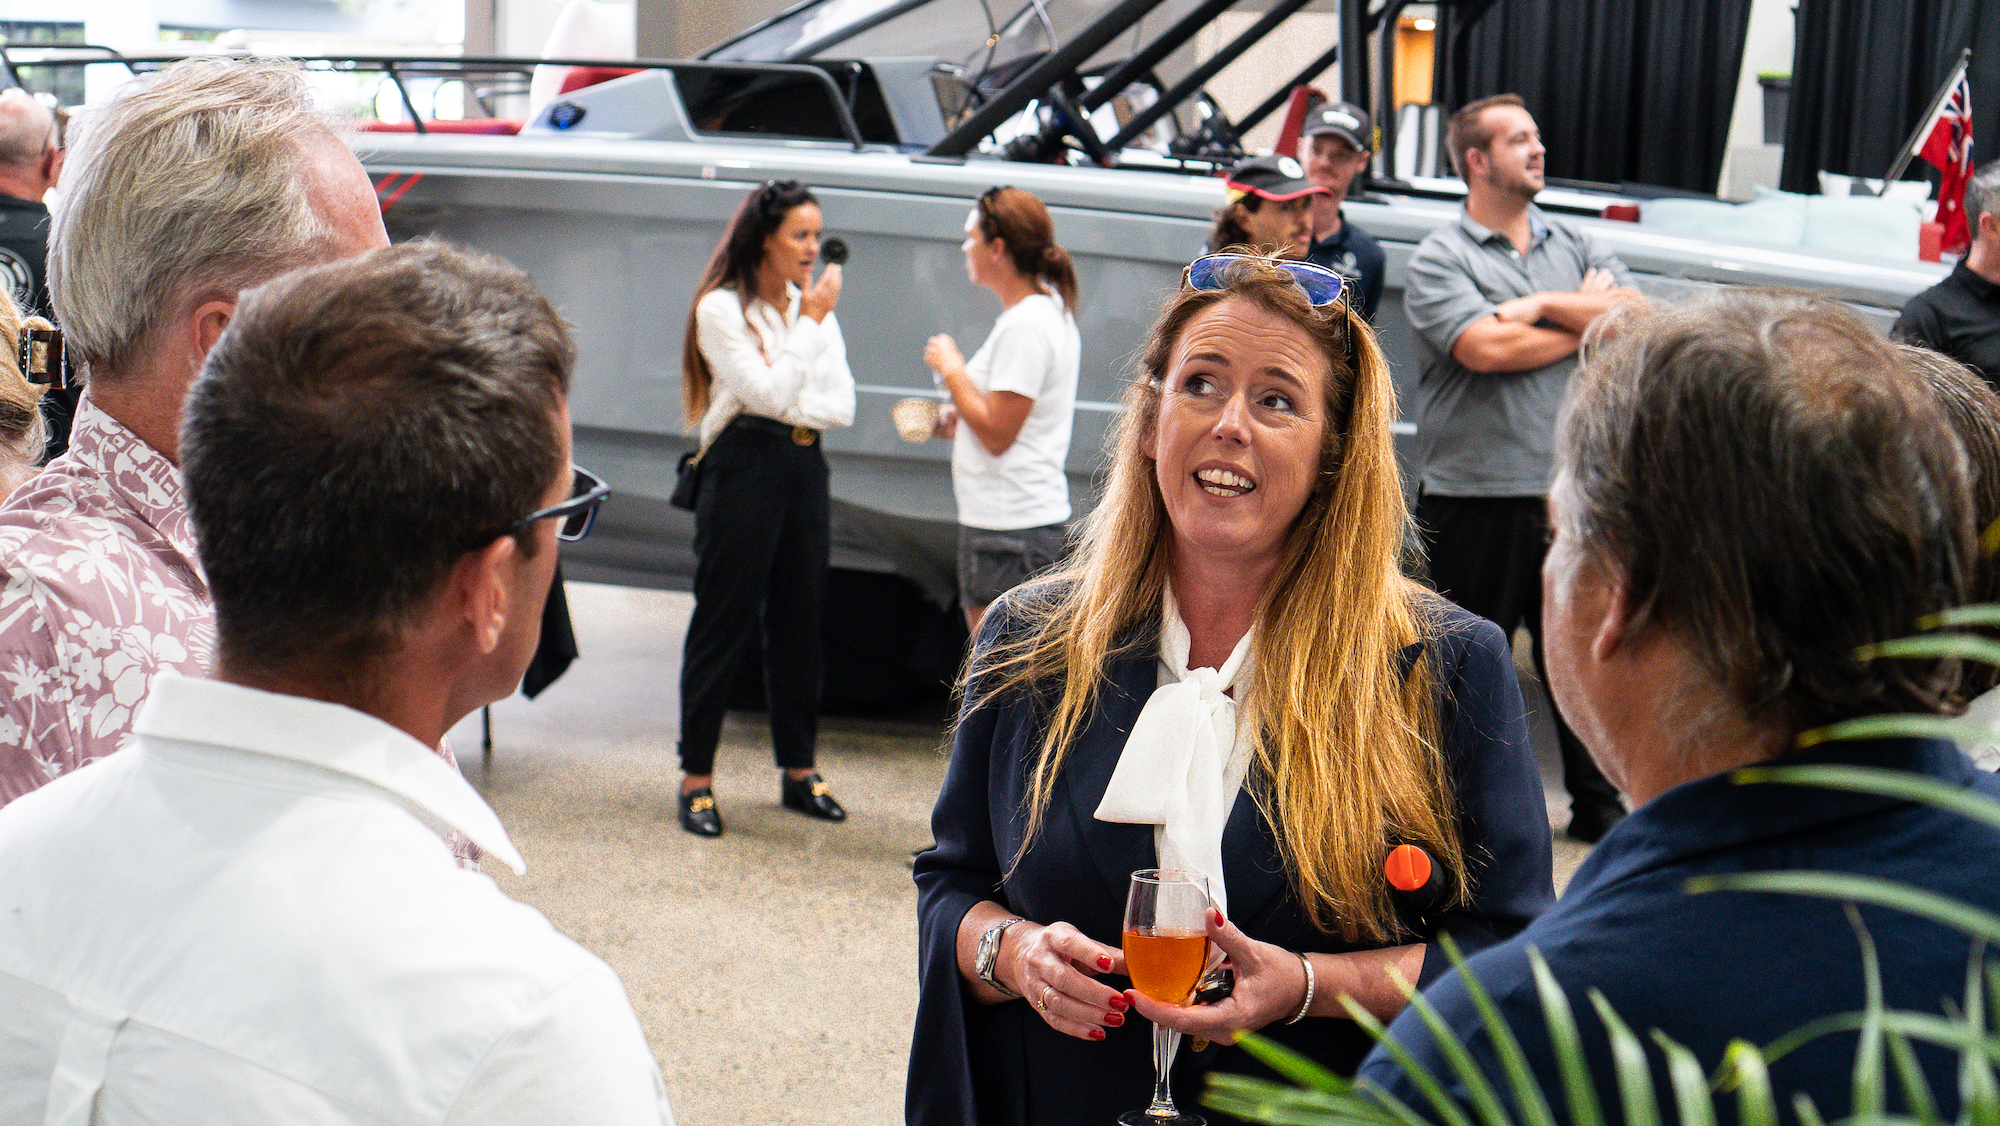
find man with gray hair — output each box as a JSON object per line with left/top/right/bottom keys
{"left": 0, "top": 58, "right": 395, "bottom": 810}
{"left": 1898, "top": 158, "right": 2000, "bottom": 386}
{"left": 0, "top": 238, "right": 673, "bottom": 1125}
{"left": 1358, "top": 290, "right": 2000, "bottom": 1121}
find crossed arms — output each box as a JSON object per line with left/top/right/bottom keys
{"left": 1450, "top": 267, "right": 1644, "bottom": 374}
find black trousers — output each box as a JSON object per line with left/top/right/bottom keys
{"left": 677, "top": 420, "right": 828, "bottom": 775}
{"left": 1413, "top": 492, "right": 1622, "bottom": 815}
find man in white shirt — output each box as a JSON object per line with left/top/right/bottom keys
{"left": 0, "top": 240, "right": 674, "bottom": 1126}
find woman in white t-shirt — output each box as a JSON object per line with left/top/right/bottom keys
{"left": 924, "top": 186, "right": 1082, "bottom": 636}
{"left": 674, "top": 180, "right": 855, "bottom": 838}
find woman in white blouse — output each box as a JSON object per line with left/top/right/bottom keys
{"left": 674, "top": 180, "right": 855, "bottom": 837}
{"left": 924, "top": 186, "right": 1082, "bottom": 638}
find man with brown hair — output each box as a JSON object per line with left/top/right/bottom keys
{"left": 1402, "top": 93, "right": 1641, "bottom": 841}
{"left": 0, "top": 240, "right": 672, "bottom": 1125}
{"left": 1358, "top": 289, "right": 2000, "bottom": 1122}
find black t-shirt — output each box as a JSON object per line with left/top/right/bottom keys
{"left": 0, "top": 193, "right": 49, "bottom": 319}
{"left": 1895, "top": 261, "right": 2000, "bottom": 388}
{"left": 1305, "top": 208, "right": 1387, "bottom": 324}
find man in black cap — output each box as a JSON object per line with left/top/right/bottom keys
{"left": 1208, "top": 154, "right": 1326, "bottom": 260}
{"left": 1299, "top": 100, "right": 1386, "bottom": 323}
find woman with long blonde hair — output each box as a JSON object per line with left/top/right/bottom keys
{"left": 909, "top": 255, "right": 1553, "bottom": 1125}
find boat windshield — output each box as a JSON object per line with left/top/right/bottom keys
{"left": 703, "top": 0, "right": 1210, "bottom": 85}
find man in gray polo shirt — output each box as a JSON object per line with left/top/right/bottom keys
{"left": 1404, "top": 92, "right": 1643, "bottom": 842}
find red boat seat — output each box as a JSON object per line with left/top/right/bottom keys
{"left": 558, "top": 66, "right": 642, "bottom": 94}
{"left": 358, "top": 119, "right": 525, "bottom": 136}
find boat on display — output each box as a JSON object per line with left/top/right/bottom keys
{"left": 4, "top": 8, "right": 1948, "bottom": 687}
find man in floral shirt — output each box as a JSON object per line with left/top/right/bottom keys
{"left": 0, "top": 57, "right": 392, "bottom": 806}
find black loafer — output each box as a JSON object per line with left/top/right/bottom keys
{"left": 678, "top": 786, "right": 724, "bottom": 837}
{"left": 781, "top": 772, "right": 846, "bottom": 822}
{"left": 1565, "top": 801, "right": 1626, "bottom": 844}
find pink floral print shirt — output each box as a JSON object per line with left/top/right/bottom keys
{"left": 0, "top": 400, "right": 211, "bottom": 804}
{"left": 0, "top": 400, "right": 479, "bottom": 866}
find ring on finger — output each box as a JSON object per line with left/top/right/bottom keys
{"left": 1037, "top": 984, "right": 1054, "bottom": 1013}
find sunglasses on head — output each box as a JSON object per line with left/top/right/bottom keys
{"left": 1183, "top": 253, "right": 1348, "bottom": 308}
{"left": 504, "top": 465, "right": 610, "bottom": 544}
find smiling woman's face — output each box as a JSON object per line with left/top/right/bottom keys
{"left": 1144, "top": 297, "right": 1331, "bottom": 572}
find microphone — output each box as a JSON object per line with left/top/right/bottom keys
{"left": 820, "top": 237, "right": 849, "bottom": 266}
{"left": 1385, "top": 843, "right": 1451, "bottom": 926}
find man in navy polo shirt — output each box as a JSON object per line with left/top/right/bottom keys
{"left": 1357, "top": 289, "right": 2000, "bottom": 1125}
{"left": 1299, "top": 100, "right": 1386, "bottom": 323}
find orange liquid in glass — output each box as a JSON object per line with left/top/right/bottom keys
{"left": 1123, "top": 928, "right": 1209, "bottom": 1004}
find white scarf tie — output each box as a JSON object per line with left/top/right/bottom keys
{"left": 1094, "top": 586, "right": 1254, "bottom": 915}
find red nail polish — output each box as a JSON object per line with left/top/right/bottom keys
{"left": 1105, "top": 1012, "right": 1125, "bottom": 1026}
{"left": 1090, "top": 1027, "right": 1106, "bottom": 1041}
{"left": 1097, "top": 955, "right": 1113, "bottom": 971}
{"left": 1108, "top": 994, "right": 1129, "bottom": 1012}
{"left": 1212, "top": 908, "right": 1225, "bottom": 928}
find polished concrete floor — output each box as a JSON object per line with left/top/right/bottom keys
{"left": 447, "top": 582, "right": 1593, "bottom": 1126}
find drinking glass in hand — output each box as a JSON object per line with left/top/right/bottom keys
{"left": 1120, "top": 868, "right": 1210, "bottom": 1126}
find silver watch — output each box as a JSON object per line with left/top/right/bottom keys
{"left": 975, "top": 917, "right": 1024, "bottom": 997}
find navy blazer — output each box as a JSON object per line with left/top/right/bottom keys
{"left": 908, "top": 597, "right": 1554, "bottom": 1126}
{"left": 1358, "top": 736, "right": 2000, "bottom": 1126}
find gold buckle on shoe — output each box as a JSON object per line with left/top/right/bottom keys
{"left": 810, "top": 780, "right": 829, "bottom": 797}
{"left": 688, "top": 794, "right": 715, "bottom": 813}
{"left": 791, "top": 425, "right": 817, "bottom": 446}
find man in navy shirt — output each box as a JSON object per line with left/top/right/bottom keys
{"left": 1357, "top": 290, "right": 2000, "bottom": 1124}
{"left": 1299, "top": 101, "right": 1386, "bottom": 324}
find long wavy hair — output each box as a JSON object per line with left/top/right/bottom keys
{"left": 681, "top": 179, "right": 818, "bottom": 426}
{"left": 967, "top": 256, "right": 1464, "bottom": 942}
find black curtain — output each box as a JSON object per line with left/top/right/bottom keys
{"left": 1781, "top": 0, "right": 2000, "bottom": 195}
{"left": 1436, "top": 0, "right": 1753, "bottom": 194}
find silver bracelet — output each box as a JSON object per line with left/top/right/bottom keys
{"left": 1283, "top": 951, "right": 1315, "bottom": 1025}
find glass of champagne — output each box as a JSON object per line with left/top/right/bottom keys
{"left": 1119, "top": 868, "right": 1211, "bottom": 1126}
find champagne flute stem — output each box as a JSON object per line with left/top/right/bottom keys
{"left": 1147, "top": 1024, "right": 1182, "bottom": 1116}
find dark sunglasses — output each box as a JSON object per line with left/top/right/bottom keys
{"left": 1183, "top": 252, "right": 1347, "bottom": 308}
{"left": 506, "top": 465, "right": 610, "bottom": 543}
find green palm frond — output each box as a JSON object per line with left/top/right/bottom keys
{"left": 1650, "top": 1030, "right": 1716, "bottom": 1126}
{"left": 1529, "top": 950, "right": 1604, "bottom": 1126}
{"left": 1587, "top": 991, "right": 1659, "bottom": 1126}
{"left": 1886, "top": 1029, "right": 1943, "bottom": 1126}
{"left": 1685, "top": 871, "right": 2000, "bottom": 945}
{"left": 1855, "top": 633, "right": 2000, "bottom": 667}
{"left": 1731, "top": 764, "right": 2000, "bottom": 833}
{"left": 1849, "top": 906, "right": 1887, "bottom": 1120}
{"left": 1965, "top": 958, "right": 2000, "bottom": 1126}
{"left": 1922, "top": 605, "right": 2000, "bottom": 631}
{"left": 1723, "top": 1040, "right": 1780, "bottom": 1126}
{"left": 1439, "top": 936, "right": 1557, "bottom": 1126}
{"left": 1796, "top": 714, "right": 1999, "bottom": 749}
{"left": 1757, "top": 1008, "right": 2000, "bottom": 1067}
